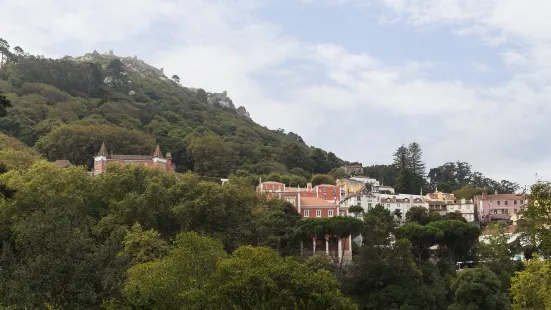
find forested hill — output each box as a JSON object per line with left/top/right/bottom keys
{"left": 0, "top": 42, "right": 345, "bottom": 176}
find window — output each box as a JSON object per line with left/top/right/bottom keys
{"left": 368, "top": 203, "right": 372, "bottom": 209}
{"left": 514, "top": 209, "right": 518, "bottom": 213}
{"left": 304, "top": 210, "right": 310, "bottom": 217}
{"left": 316, "top": 210, "right": 322, "bottom": 217}
{"left": 497, "top": 201, "right": 501, "bottom": 205}
{"left": 505, "top": 201, "right": 508, "bottom": 206}
{"left": 328, "top": 210, "right": 334, "bottom": 217}
{"left": 339, "top": 210, "right": 346, "bottom": 216}
{"left": 514, "top": 200, "right": 517, "bottom": 205}
{"left": 397, "top": 204, "right": 401, "bottom": 208}
{"left": 387, "top": 204, "right": 390, "bottom": 208}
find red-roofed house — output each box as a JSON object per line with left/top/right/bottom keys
{"left": 92, "top": 143, "right": 175, "bottom": 175}
{"left": 257, "top": 181, "right": 351, "bottom": 262}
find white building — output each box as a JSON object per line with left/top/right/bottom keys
{"left": 350, "top": 176, "right": 380, "bottom": 186}
{"left": 446, "top": 199, "right": 476, "bottom": 222}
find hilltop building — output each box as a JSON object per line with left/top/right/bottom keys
{"left": 92, "top": 143, "right": 175, "bottom": 175}
{"left": 256, "top": 181, "right": 351, "bottom": 262}
{"left": 340, "top": 164, "right": 363, "bottom": 175}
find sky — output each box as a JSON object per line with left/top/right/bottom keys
{"left": 1, "top": 0, "right": 551, "bottom": 188}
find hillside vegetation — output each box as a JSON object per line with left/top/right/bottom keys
{"left": 0, "top": 42, "right": 344, "bottom": 177}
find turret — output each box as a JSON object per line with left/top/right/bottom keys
{"left": 93, "top": 142, "right": 108, "bottom": 175}
{"left": 153, "top": 145, "right": 163, "bottom": 158}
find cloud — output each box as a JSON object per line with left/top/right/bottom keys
{"left": 1, "top": 0, "right": 550, "bottom": 187}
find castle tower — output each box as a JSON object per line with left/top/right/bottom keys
{"left": 93, "top": 142, "right": 108, "bottom": 175}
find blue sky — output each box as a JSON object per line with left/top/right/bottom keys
{"left": 2, "top": 0, "right": 551, "bottom": 188}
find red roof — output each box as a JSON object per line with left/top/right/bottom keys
{"left": 285, "top": 187, "right": 309, "bottom": 192}
{"left": 300, "top": 197, "right": 337, "bottom": 207}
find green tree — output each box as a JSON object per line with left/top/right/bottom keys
{"left": 311, "top": 173, "right": 336, "bottom": 186}
{"left": 408, "top": 142, "right": 426, "bottom": 194}
{"left": 34, "top": 124, "right": 156, "bottom": 167}
{"left": 518, "top": 181, "right": 551, "bottom": 255}
{"left": 251, "top": 198, "right": 300, "bottom": 255}
{"left": 442, "top": 211, "right": 467, "bottom": 222}
{"left": 122, "top": 232, "right": 227, "bottom": 310}
{"left": 0, "top": 38, "right": 10, "bottom": 67}
{"left": 346, "top": 238, "right": 445, "bottom": 309}
{"left": 394, "top": 145, "right": 414, "bottom": 194}
{"left": 453, "top": 184, "right": 483, "bottom": 200}
{"left": 0, "top": 91, "right": 11, "bottom": 117}
{"left": 428, "top": 220, "right": 480, "bottom": 263}
{"left": 396, "top": 222, "right": 443, "bottom": 264}
{"left": 348, "top": 205, "right": 365, "bottom": 217}
{"left": 171, "top": 75, "right": 180, "bottom": 83}
{"left": 106, "top": 59, "right": 125, "bottom": 87}
{"left": 477, "top": 224, "right": 523, "bottom": 293}
{"left": 329, "top": 167, "right": 348, "bottom": 180}
{"left": 510, "top": 257, "right": 551, "bottom": 310}
{"left": 363, "top": 204, "right": 396, "bottom": 245}
{"left": 188, "top": 133, "right": 233, "bottom": 177}
{"left": 206, "top": 246, "right": 357, "bottom": 309}
{"left": 282, "top": 142, "right": 312, "bottom": 171}
{"left": 393, "top": 209, "right": 403, "bottom": 223}
{"left": 449, "top": 266, "right": 511, "bottom": 310}
{"left": 119, "top": 223, "right": 167, "bottom": 264}
{"left": 405, "top": 206, "right": 431, "bottom": 225}
{"left": 0, "top": 162, "right": 124, "bottom": 309}
{"left": 325, "top": 216, "right": 363, "bottom": 270}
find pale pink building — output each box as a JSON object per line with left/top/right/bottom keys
{"left": 475, "top": 193, "right": 527, "bottom": 222}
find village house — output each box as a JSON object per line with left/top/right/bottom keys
{"left": 256, "top": 181, "right": 351, "bottom": 262}
{"left": 475, "top": 192, "right": 526, "bottom": 222}
{"left": 92, "top": 143, "right": 175, "bottom": 175}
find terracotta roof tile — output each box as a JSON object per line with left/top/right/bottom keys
{"left": 300, "top": 197, "right": 337, "bottom": 207}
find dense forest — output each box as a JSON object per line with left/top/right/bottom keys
{"left": 1, "top": 39, "right": 519, "bottom": 196}
{"left": 0, "top": 40, "right": 345, "bottom": 179}
{"left": 2, "top": 39, "right": 546, "bottom": 309}
{"left": 0, "top": 153, "right": 545, "bottom": 309}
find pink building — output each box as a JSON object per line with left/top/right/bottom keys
{"left": 92, "top": 143, "right": 175, "bottom": 175}
{"left": 256, "top": 181, "right": 351, "bottom": 262}
{"left": 475, "top": 193, "right": 527, "bottom": 222}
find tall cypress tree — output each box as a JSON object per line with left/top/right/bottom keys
{"left": 408, "top": 142, "right": 426, "bottom": 194}
{"left": 393, "top": 145, "right": 414, "bottom": 194}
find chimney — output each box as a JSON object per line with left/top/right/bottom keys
{"left": 307, "top": 183, "right": 312, "bottom": 191}
{"left": 494, "top": 190, "right": 498, "bottom": 195}
{"left": 482, "top": 192, "right": 488, "bottom": 200}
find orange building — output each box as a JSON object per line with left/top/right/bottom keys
{"left": 92, "top": 143, "right": 175, "bottom": 175}
{"left": 257, "top": 181, "right": 351, "bottom": 262}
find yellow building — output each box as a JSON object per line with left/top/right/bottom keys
{"left": 336, "top": 178, "right": 366, "bottom": 196}
{"left": 425, "top": 188, "right": 456, "bottom": 202}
